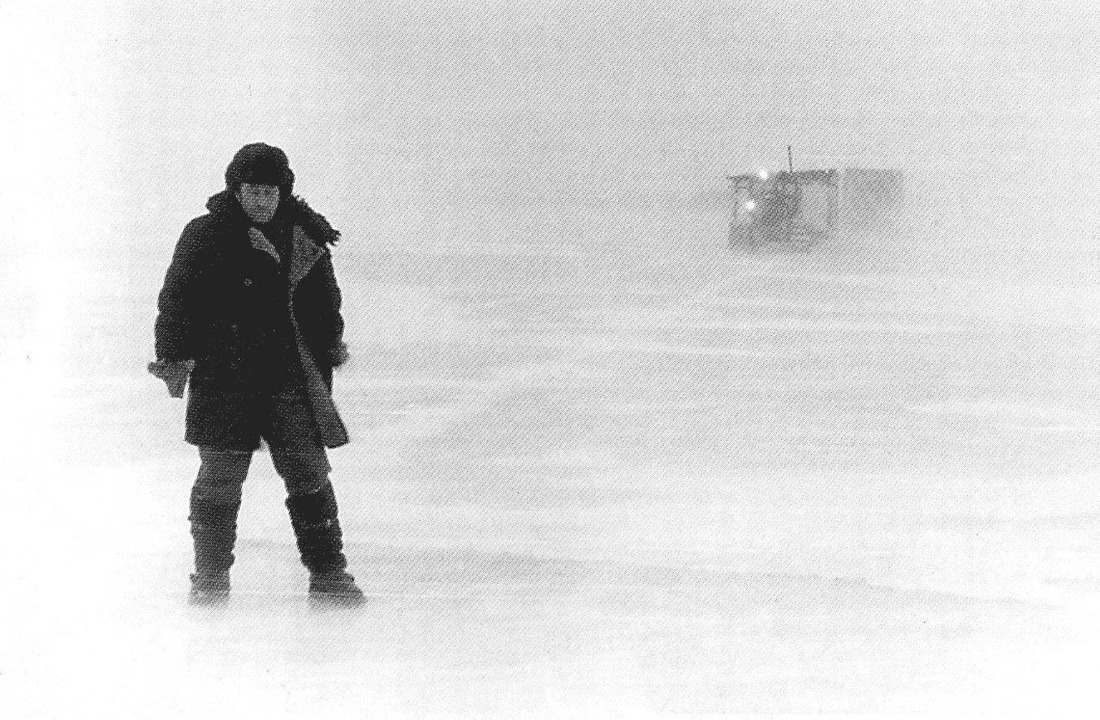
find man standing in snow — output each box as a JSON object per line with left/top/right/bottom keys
{"left": 150, "top": 143, "right": 364, "bottom": 604}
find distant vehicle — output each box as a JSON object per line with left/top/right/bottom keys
{"left": 727, "top": 154, "right": 904, "bottom": 250}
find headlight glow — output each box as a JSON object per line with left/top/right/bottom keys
{"left": 744, "top": 200, "right": 756, "bottom": 211}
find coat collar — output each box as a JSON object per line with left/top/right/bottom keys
{"left": 205, "top": 190, "right": 342, "bottom": 247}
{"left": 247, "top": 227, "right": 281, "bottom": 264}
{"left": 289, "top": 226, "right": 325, "bottom": 287}
{"left": 245, "top": 225, "right": 326, "bottom": 288}
{"left": 207, "top": 190, "right": 337, "bottom": 286}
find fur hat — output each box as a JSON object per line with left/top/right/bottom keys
{"left": 225, "top": 143, "right": 295, "bottom": 195}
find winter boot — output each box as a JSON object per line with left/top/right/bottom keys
{"left": 309, "top": 570, "right": 365, "bottom": 601}
{"left": 189, "top": 571, "right": 231, "bottom": 603}
{"left": 286, "top": 484, "right": 365, "bottom": 604}
{"left": 188, "top": 490, "right": 240, "bottom": 604}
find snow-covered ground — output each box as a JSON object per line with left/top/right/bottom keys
{"left": 3, "top": 202, "right": 1098, "bottom": 717}
{"left": 4, "top": 0, "right": 1100, "bottom": 714}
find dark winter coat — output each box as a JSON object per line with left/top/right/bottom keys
{"left": 155, "top": 191, "right": 349, "bottom": 450}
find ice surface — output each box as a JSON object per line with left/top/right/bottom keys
{"left": 3, "top": 1, "right": 1100, "bottom": 717}
{"left": 4, "top": 203, "right": 1099, "bottom": 718}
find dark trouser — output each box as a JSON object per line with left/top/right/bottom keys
{"left": 189, "top": 384, "right": 348, "bottom": 577}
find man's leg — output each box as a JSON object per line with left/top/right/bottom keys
{"left": 269, "top": 386, "right": 364, "bottom": 603}
{"left": 189, "top": 448, "right": 251, "bottom": 601}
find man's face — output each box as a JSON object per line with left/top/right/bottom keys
{"left": 237, "top": 183, "right": 281, "bottom": 224}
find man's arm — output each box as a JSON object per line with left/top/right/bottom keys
{"left": 154, "top": 219, "right": 209, "bottom": 361}
{"left": 150, "top": 220, "right": 208, "bottom": 396}
{"left": 316, "top": 252, "right": 348, "bottom": 367}
{"left": 148, "top": 358, "right": 194, "bottom": 398}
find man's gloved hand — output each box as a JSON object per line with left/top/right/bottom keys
{"left": 148, "top": 359, "right": 195, "bottom": 398}
{"left": 328, "top": 341, "right": 349, "bottom": 368}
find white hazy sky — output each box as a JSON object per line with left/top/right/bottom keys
{"left": 2, "top": 0, "right": 1099, "bottom": 244}
{"left": 2, "top": 10, "right": 1099, "bottom": 715}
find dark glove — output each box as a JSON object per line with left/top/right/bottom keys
{"left": 327, "top": 341, "right": 349, "bottom": 368}
{"left": 148, "top": 359, "right": 195, "bottom": 398}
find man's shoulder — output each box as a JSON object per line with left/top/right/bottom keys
{"left": 287, "top": 196, "right": 341, "bottom": 248}
{"left": 182, "top": 205, "right": 237, "bottom": 238}
{"left": 182, "top": 212, "right": 215, "bottom": 233}
{"left": 182, "top": 191, "right": 240, "bottom": 235}
{"left": 174, "top": 211, "right": 236, "bottom": 259}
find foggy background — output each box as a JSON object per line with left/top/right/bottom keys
{"left": 8, "top": 0, "right": 1100, "bottom": 251}
{"left": 3, "top": 0, "right": 1100, "bottom": 717}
